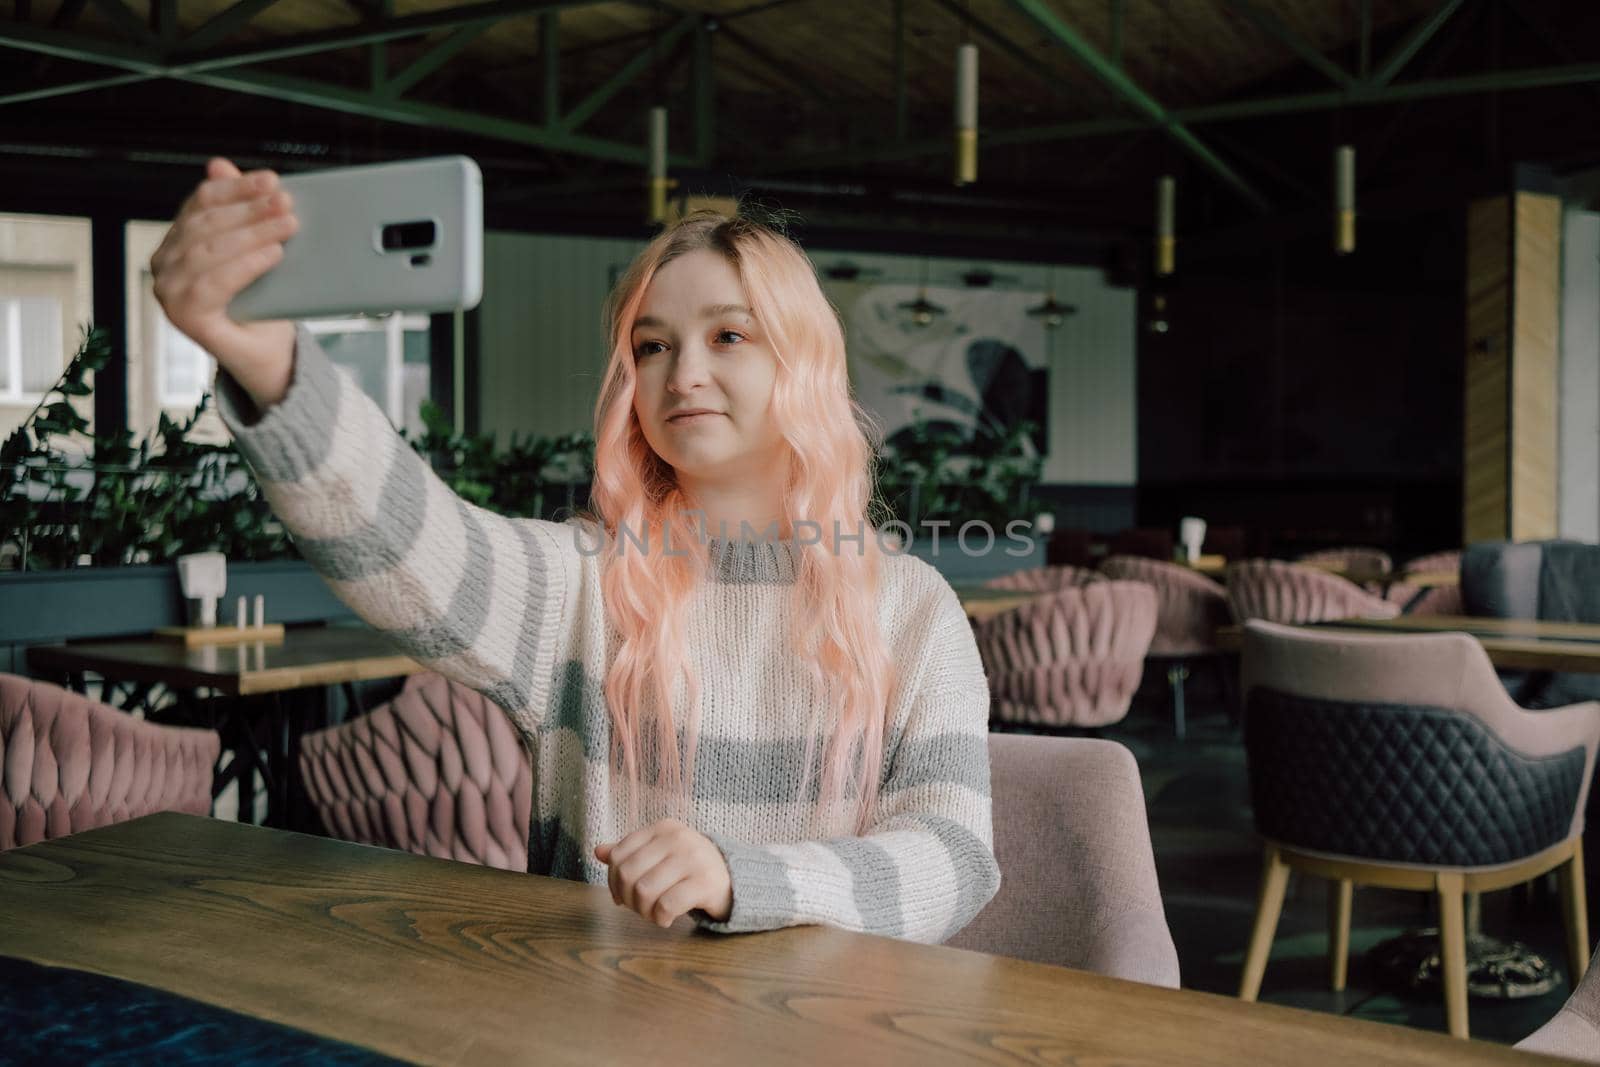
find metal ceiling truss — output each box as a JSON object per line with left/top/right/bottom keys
{"left": 766, "top": 0, "right": 1598, "bottom": 196}
{"left": 2, "top": 0, "right": 1598, "bottom": 205}
{"left": 0, "top": 0, "right": 708, "bottom": 168}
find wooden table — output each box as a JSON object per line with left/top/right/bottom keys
{"left": 1219, "top": 615, "right": 1600, "bottom": 673}
{"left": 27, "top": 625, "right": 423, "bottom": 696}
{"left": 0, "top": 814, "right": 1558, "bottom": 1066}
{"left": 28, "top": 626, "right": 423, "bottom": 829}
{"left": 951, "top": 584, "right": 1050, "bottom": 623}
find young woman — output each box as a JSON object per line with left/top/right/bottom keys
{"left": 152, "top": 158, "right": 999, "bottom": 941}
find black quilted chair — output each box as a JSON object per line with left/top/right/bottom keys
{"left": 1236, "top": 621, "right": 1600, "bottom": 1039}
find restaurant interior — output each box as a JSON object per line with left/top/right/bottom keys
{"left": 3, "top": 0, "right": 1600, "bottom": 1062}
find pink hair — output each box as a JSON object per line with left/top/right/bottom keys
{"left": 584, "top": 210, "right": 897, "bottom": 831}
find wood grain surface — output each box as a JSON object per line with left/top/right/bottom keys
{"left": 27, "top": 626, "right": 423, "bottom": 695}
{"left": 1219, "top": 616, "right": 1600, "bottom": 674}
{"left": 0, "top": 814, "right": 1569, "bottom": 1066}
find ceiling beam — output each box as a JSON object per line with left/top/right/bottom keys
{"left": 1002, "top": 0, "right": 1271, "bottom": 212}
{"left": 558, "top": 12, "right": 697, "bottom": 134}
{"left": 1369, "top": 0, "right": 1465, "bottom": 87}
{"left": 178, "top": 0, "right": 286, "bottom": 55}
{"left": 1222, "top": 0, "right": 1353, "bottom": 89}
{"left": 380, "top": 23, "right": 491, "bottom": 98}
{"left": 0, "top": 25, "right": 696, "bottom": 168}
{"left": 181, "top": 0, "right": 598, "bottom": 70}
{"left": 928, "top": 0, "right": 1101, "bottom": 111}
{"left": 88, "top": 0, "right": 158, "bottom": 45}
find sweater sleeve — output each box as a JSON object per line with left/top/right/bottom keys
{"left": 696, "top": 583, "right": 1000, "bottom": 944}
{"left": 214, "top": 324, "right": 575, "bottom": 739}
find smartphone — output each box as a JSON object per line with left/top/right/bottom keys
{"left": 228, "top": 155, "right": 483, "bottom": 322}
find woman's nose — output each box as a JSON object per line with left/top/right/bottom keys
{"left": 666, "top": 342, "right": 712, "bottom": 394}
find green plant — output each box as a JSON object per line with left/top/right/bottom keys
{"left": 872, "top": 411, "right": 1042, "bottom": 532}
{"left": 406, "top": 399, "right": 594, "bottom": 519}
{"left": 1, "top": 327, "right": 291, "bottom": 571}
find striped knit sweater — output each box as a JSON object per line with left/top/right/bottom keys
{"left": 216, "top": 326, "right": 1000, "bottom": 943}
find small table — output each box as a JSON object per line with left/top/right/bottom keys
{"left": 0, "top": 814, "right": 1549, "bottom": 1065}
{"left": 951, "top": 584, "right": 1051, "bottom": 623}
{"left": 28, "top": 626, "right": 423, "bottom": 829}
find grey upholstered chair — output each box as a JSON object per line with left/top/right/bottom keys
{"left": 1517, "top": 946, "right": 1599, "bottom": 1061}
{"left": 947, "top": 734, "right": 1180, "bottom": 988}
{"left": 1236, "top": 621, "right": 1599, "bottom": 1039}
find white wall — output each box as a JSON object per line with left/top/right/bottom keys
{"left": 1560, "top": 209, "right": 1600, "bottom": 542}
{"left": 475, "top": 232, "right": 1138, "bottom": 486}
{"left": 477, "top": 231, "right": 645, "bottom": 441}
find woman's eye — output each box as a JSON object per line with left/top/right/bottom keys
{"left": 716, "top": 330, "right": 746, "bottom": 345}
{"left": 634, "top": 340, "right": 664, "bottom": 357}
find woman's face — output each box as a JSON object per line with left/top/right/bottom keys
{"left": 630, "top": 248, "right": 786, "bottom": 485}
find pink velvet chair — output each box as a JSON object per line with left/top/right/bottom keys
{"left": 947, "top": 734, "right": 1180, "bottom": 987}
{"left": 1388, "top": 549, "right": 1465, "bottom": 616}
{"left": 1225, "top": 559, "right": 1401, "bottom": 626}
{"left": 1100, "top": 555, "right": 1233, "bottom": 739}
{"left": 298, "top": 672, "right": 532, "bottom": 871}
{"left": 984, "top": 564, "right": 1103, "bottom": 592}
{"left": 976, "top": 580, "right": 1158, "bottom": 729}
{"left": 1517, "top": 945, "right": 1599, "bottom": 1060}
{"left": 0, "top": 673, "right": 219, "bottom": 850}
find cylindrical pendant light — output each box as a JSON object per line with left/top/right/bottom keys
{"left": 954, "top": 41, "right": 978, "bottom": 186}
{"left": 1334, "top": 144, "right": 1356, "bottom": 255}
{"left": 1155, "top": 175, "right": 1176, "bottom": 276}
{"left": 648, "top": 105, "right": 669, "bottom": 225}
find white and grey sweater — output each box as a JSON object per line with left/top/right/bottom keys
{"left": 217, "top": 326, "right": 1000, "bottom": 943}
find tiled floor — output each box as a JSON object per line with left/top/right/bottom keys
{"left": 1092, "top": 667, "right": 1585, "bottom": 1048}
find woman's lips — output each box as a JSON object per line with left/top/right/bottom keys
{"left": 667, "top": 412, "right": 723, "bottom": 425}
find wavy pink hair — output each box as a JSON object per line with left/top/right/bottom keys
{"left": 583, "top": 210, "right": 896, "bottom": 831}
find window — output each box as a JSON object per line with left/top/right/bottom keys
{"left": 157, "top": 316, "right": 213, "bottom": 408}
{"left": 0, "top": 296, "right": 64, "bottom": 402}
{"left": 305, "top": 314, "right": 431, "bottom": 436}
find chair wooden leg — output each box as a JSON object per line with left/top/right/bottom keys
{"left": 1558, "top": 843, "right": 1591, "bottom": 982}
{"left": 1328, "top": 877, "right": 1354, "bottom": 992}
{"left": 1240, "top": 846, "right": 1290, "bottom": 1000}
{"left": 1436, "top": 871, "right": 1469, "bottom": 1039}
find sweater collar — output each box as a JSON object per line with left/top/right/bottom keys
{"left": 706, "top": 535, "right": 801, "bottom": 584}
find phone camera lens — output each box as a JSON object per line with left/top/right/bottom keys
{"left": 381, "top": 220, "right": 436, "bottom": 251}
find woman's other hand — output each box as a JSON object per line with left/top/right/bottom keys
{"left": 594, "top": 818, "right": 734, "bottom": 927}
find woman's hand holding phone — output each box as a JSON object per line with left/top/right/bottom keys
{"left": 151, "top": 157, "right": 300, "bottom": 410}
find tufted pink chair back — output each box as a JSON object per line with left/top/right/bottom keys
{"left": 298, "top": 672, "right": 532, "bottom": 872}
{"left": 1099, "top": 555, "right": 1231, "bottom": 656}
{"left": 984, "top": 564, "right": 1103, "bottom": 593}
{"left": 0, "top": 673, "right": 219, "bottom": 850}
{"left": 1388, "top": 549, "right": 1465, "bottom": 615}
{"left": 1226, "top": 559, "right": 1401, "bottom": 625}
{"left": 975, "top": 580, "right": 1158, "bottom": 728}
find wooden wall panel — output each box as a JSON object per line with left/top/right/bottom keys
{"left": 1464, "top": 197, "right": 1509, "bottom": 543}
{"left": 1462, "top": 192, "right": 1562, "bottom": 544}
{"left": 1510, "top": 193, "right": 1561, "bottom": 541}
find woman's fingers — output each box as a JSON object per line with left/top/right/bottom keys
{"left": 180, "top": 241, "right": 285, "bottom": 321}
{"left": 615, "top": 841, "right": 673, "bottom": 913}
{"left": 634, "top": 865, "right": 694, "bottom": 927}
{"left": 650, "top": 877, "right": 704, "bottom": 928}
{"left": 207, "top": 157, "right": 242, "bottom": 180}
{"left": 177, "top": 210, "right": 298, "bottom": 281}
